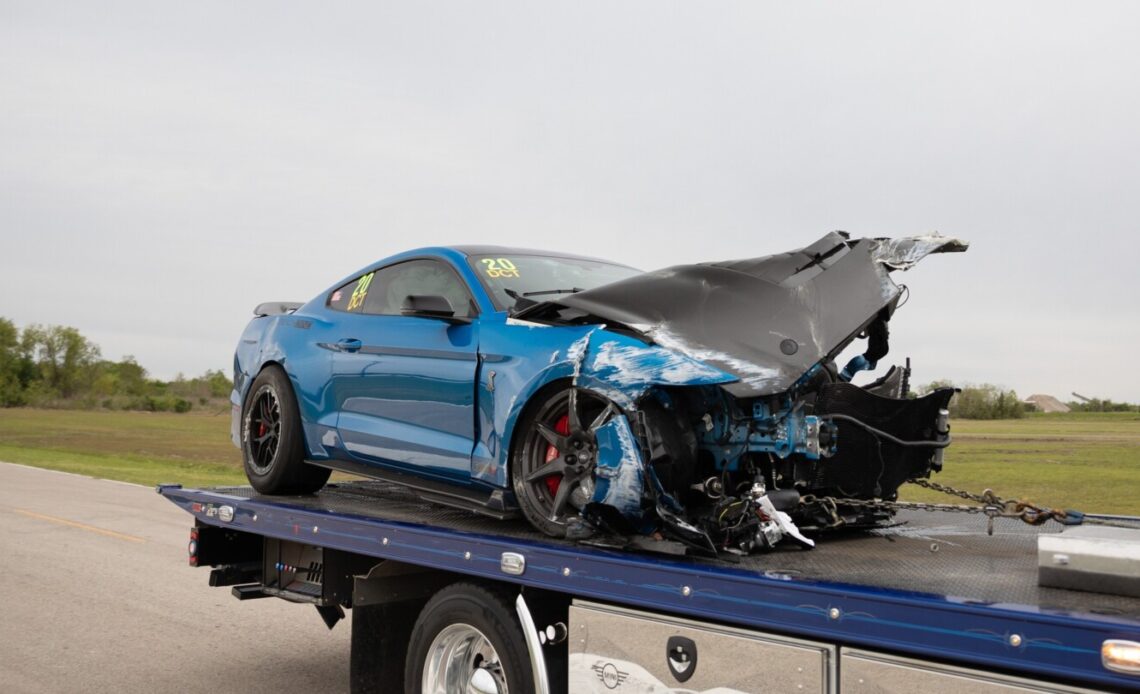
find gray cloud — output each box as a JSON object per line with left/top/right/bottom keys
{"left": 2, "top": 1, "right": 1138, "bottom": 400}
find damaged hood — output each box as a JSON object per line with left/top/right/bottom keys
{"left": 541, "top": 233, "right": 967, "bottom": 397}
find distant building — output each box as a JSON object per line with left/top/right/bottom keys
{"left": 1025, "top": 394, "right": 1071, "bottom": 413}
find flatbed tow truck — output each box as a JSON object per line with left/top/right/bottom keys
{"left": 158, "top": 479, "right": 1140, "bottom": 692}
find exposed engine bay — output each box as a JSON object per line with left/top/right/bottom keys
{"left": 514, "top": 232, "right": 964, "bottom": 555}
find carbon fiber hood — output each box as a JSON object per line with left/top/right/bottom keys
{"left": 543, "top": 233, "right": 967, "bottom": 397}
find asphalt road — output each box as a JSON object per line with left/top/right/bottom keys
{"left": 0, "top": 462, "right": 352, "bottom": 694}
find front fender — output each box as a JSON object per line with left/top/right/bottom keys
{"left": 477, "top": 322, "right": 736, "bottom": 488}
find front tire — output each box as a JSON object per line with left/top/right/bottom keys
{"left": 241, "top": 366, "right": 330, "bottom": 494}
{"left": 405, "top": 583, "right": 533, "bottom": 694}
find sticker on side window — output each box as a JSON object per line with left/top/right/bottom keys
{"left": 481, "top": 258, "right": 520, "bottom": 279}
{"left": 346, "top": 272, "right": 374, "bottom": 311}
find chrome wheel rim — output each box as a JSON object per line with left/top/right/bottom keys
{"left": 244, "top": 386, "right": 281, "bottom": 475}
{"left": 422, "top": 623, "right": 508, "bottom": 694}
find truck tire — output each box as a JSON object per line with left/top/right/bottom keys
{"left": 404, "top": 582, "right": 534, "bottom": 694}
{"left": 241, "top": 365, "right": 330, "bottom": 494}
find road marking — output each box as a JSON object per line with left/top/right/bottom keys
{"left": 0, "top": 461, "right": 148, "bottom": 487}
{"left": 12, "top": 509, "right": 146, "bottom": 544}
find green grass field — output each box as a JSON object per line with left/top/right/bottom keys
{"left": 1, "top": 408, "right": 1137, "bottom": 515}
{"left": 898, "top": 412, "right": 1140, "bottom": 515}
{"left": 0, "top": 408, "right": 244, "bottom": 487}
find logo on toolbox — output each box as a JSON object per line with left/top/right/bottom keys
{"left": 666, "top": 636, "right": 698, "bottom": 683}
{"left": 591, "top": 661, "right": 629, "bottom": 689}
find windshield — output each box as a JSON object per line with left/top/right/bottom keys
{"left": 468, "top": 254, "right": 642, "bottom": 311}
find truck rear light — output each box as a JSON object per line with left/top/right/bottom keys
{"left": 1103, "top": 639, "right": 1140, "bottom": 675}
{"left": 189, "top": 529, "right": 199, "bottom": 567}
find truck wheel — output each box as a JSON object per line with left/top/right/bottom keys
{"left": 405, "top": 583, "right": 533, "bottom": 694}
{"left": 512, "top": 385, "right": 616, "bottom": 537}
{"left": 241, "top": 366, "right": 330, "bottom": 494}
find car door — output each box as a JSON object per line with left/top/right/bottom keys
{"left": 327, "top": 258, "right": 480, "bottom": 481}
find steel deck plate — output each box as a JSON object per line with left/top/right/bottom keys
{"left": 161, "top": 480, "right": 1140, "bottom": 690}
{"left": 193, "top": 480, "right": 1140, "bottom": 620}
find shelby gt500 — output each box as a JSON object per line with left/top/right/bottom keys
{"left": 232, "top": 232, "right": 965, "bottom": 554}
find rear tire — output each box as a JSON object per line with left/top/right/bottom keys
{"left": 404, "top": 583, "right": 533, "bottom": 694}
{"left": 241, "top": 366, "right": 330, "bottom": 494}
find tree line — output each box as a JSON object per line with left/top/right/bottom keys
{"left": 0, "top": 317, "right": 231, "bottom": 412}
{"left": 2, "top": 317, "right": 1132, "bottom": 418}
{"left": 919, "top": 381, "right": 1026, "bottom": 419}
{"left": 918, "top": 381, "right": 1137, "bottom": 418}
{"left": 1065, "top": 397, "right": 1138, "bottom": 413}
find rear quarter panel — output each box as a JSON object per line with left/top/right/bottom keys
{"left": 231, "top": 305, "right": 339, "bottom": 460}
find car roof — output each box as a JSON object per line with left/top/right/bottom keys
{"left": 445, "top": 245, "right": 623, "bottom": 265}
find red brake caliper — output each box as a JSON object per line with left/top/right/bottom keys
{"left": 543, "top": 414, "right": 570, "bottom": 496}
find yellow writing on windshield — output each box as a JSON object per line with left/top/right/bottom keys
{"left": 481, "top": 258, "right": 520, "bottom": 279}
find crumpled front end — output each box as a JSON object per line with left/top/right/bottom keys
{"left": 524, "top": 232, "right": 966, "bottom": 398}
{"left": 520, "top": 233, "right": 965, "bottom": 556}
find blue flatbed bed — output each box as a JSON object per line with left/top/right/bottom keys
{"left": 159, "top": 480, "right": 1140, "bottom": 692}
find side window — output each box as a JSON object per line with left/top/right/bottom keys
{"left": 328, "top": 272, "right": 375, "bottom": 313}
{"left": 328, "top": 260, "right": 476, "bottom": 317}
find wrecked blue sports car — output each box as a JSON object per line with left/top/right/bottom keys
{"left": 232, "top": 232, "right": 965, "bottom": 554}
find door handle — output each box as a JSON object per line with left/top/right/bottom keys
{"left": 336, "top": 338, "right": 362, "bottom": 353}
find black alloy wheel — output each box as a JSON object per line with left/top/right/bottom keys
{"left": 512, "top": 385, "right": 618, "bottom": 537}
{"left": 246, "top": 385, "right": 281, "bottom": 473}
{"left": 241, "top": 366, "right": 331, "bottom": 495}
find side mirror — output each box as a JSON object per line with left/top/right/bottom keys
{"left": 400, "top": 295, "right": 470, "bottom": 323}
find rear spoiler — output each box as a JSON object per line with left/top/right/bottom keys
{"left": 253, "top": 302, "right": 303, "bottom": 317}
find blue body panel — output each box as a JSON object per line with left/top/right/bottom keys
{"left": 329, "top": 312, "right": 478, "bottom": 481}
{"left": 160, "top": 483, "right": 1140, "bottom": 691}
{"left": 231, "top": 246, "right": 738, "bottom": 498}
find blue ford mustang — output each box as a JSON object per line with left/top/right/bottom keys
{"left": 232, "top": 233, "right": 965, "bottom": 553}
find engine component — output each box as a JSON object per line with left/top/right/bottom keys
{"left": 812, "top": 383, "right": 956, "bottom": 500}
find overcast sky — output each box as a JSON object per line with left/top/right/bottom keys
{"left": 2, "top": 1, "right": 1138, "bottom": 401}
